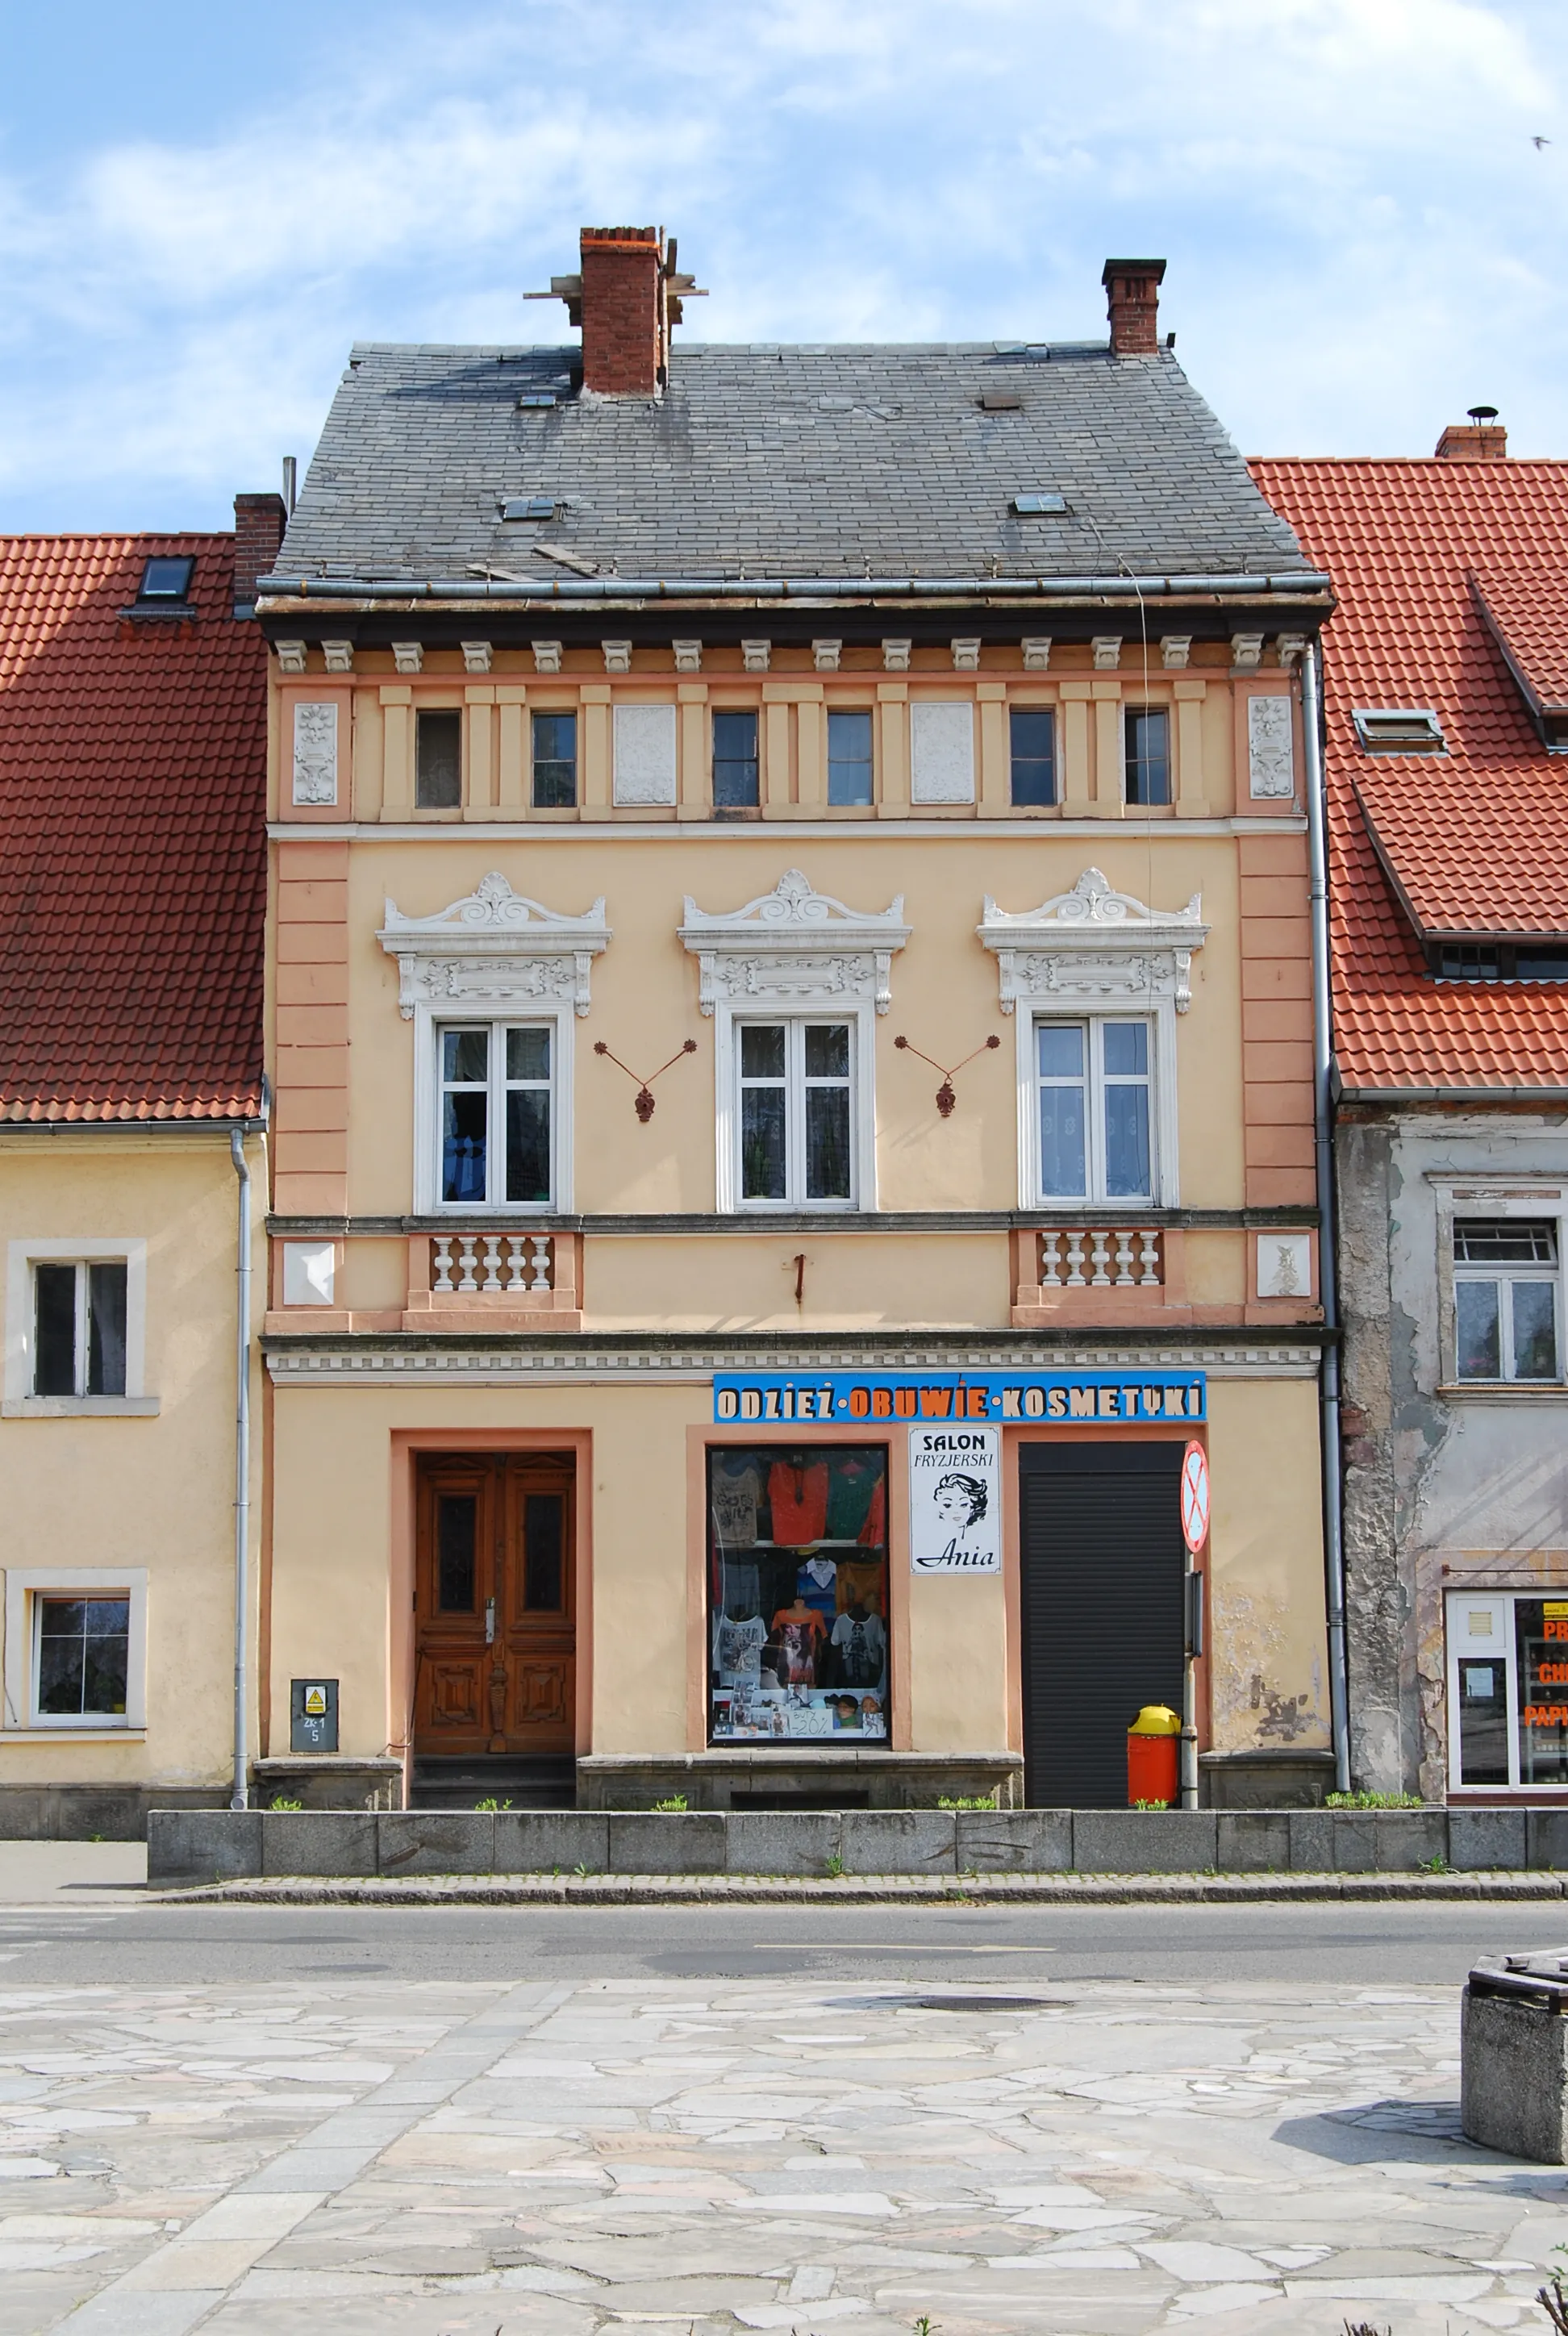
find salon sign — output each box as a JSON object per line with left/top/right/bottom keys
{"left": 712, "top": 1368, "right": 1206, "bottom": 1426}
{"left": 910, "top": 1427, "right": 1001, "bottom": 1572}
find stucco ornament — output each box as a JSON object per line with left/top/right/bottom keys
{"left": 978, "top": 867, "right": 1208, "bottom": 1014}
{"left": 679, "top": 869, "right": 910, "bottom": 1015}
{"left": 291, "top": 702, "right": 338, "bottom": 806}
{"left": 1248, "top": 695, "right": 1296, "bottom": 799}
{"left": 377, "top": 872, "right": 611, "bottom": 1018}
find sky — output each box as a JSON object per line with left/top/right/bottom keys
{"left": 0, "top": 0, "right": 1564, "bottom": 533}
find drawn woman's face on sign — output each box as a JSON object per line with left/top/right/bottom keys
{"left": 933, "top": 1472, "right": 986, "bottom": 1531}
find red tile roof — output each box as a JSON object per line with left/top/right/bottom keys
{"left": 1250, "top": 458, "right": 1568, "bottom": 1094}
{"left": 1470, "top": 566, "right": 1568, "bottom": 712}
{"left": 0, "top": 534, "right": 265, "bottom": 1120}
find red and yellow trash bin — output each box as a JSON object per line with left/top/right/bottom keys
{"left": 1127, "top": 1704, "right": 1182, "bottom": 1807}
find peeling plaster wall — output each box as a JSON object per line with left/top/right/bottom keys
{"left": 1336, "top": 1108, "right": 1568, "bottom": 1797}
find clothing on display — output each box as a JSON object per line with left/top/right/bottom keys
{"left": 768, "top": 1457, "right": 829, "bottom": 1546}
{"left": 707, "top": 1445, "right": 890, "bottom": 1745}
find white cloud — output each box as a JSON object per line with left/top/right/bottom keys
{"left": 0, "top": 0, "right": 1562, "bottom": 527}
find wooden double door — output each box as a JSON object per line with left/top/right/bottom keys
{"left": 414, "top": 1453, "right": 575, "bottom": 1755}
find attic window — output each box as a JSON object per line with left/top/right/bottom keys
{"left": 978, "top": 394, "right": 1022, "bottom": 411}
{"left": 503, "top": 498, "right": 557, "bottom": 522}
{"left": 1013, "top": 493, "right": 1068, "bottom": 516}
{"left": 516, "top": 392, "right": 557, "bottom": 409}
{"left": 1434, "top": 942, "right": 1568, "bottom": 982}
{"left": 137, "top": 555, "right": 194, "bottom": 602}
{"left": 1353, "top": 707, "right": 1445, "bottom": 753}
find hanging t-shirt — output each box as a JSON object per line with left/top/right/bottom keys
{"left": 825, "top": 1457, "right": 880, "bottom": 1541}
{"left": 714, "top": 1612, "right": 768, "bottom": 1685}
{"left": 768, "top": 1459, "right": 828, "bottom": 1546}
{"left": 835, "top": 1555, "right": 885, "bottom": 1614}
{"left": 857, "top": 1476, "right": 886, "bottom": 1548}
{"left": 711, "top": 1456, "right": 766, "bottom": 1549}
{"left": 771, "top": 1612, "right": 826, "bottom": 1685}
{"left": 830, "top": 1608, "right": 886, "bottom": 1687}
{"left": 796, "top": 1555, "right": 838, "bottom": 1619}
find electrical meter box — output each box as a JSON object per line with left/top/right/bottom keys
{"left": 290, "top": 1678, "right": 339, "bottom": 1754}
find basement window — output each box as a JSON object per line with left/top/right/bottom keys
{"left": 1012, "top": 493, "right": 1068, "bottom": 515}
{"left": 1353, "top": 707, "right": 1445, "bottom": 753}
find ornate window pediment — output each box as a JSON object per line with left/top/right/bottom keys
{"left": 978, "top": 866, "right": 1208, "bottom": 1015}
{"left": 377, "top": 871, "right": 611, "bottom": 1019}
{"left": 679, "top": 868, "right": 910, "bottom": 1016}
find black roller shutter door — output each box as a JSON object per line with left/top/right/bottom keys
{"left": 1019, "top": 1440, "right": 1186, "bottom": 1807}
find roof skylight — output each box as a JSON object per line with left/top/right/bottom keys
{"left": 1012, "top": 493, "right": 1068, "bottom": 516}
{"left": 502, "top": 498, "right": 557, "bottom": 522}
{"left": 1353, "top": 707, "right": 1446, "bottom": 753}
{"left": 138, "top": 555, "right": 194, "bottom": 601}
{"left": 516, "top": 392, "right": 557, "bottom": 409}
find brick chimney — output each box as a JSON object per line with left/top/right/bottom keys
{"left": 528, "top": 227, "right": 703, "bottom": 396}
{"left": 1103, "top": 259, "right": 1167, "bottom": 357}
{"left": 232, "top": 491, "right": 287, "bottom": 614}
{"left": 1435, "top": 406, "right": 1507, "bottom": 461}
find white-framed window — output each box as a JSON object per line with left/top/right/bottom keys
{"left": 1453, "top": 1219, "right": 1560, "bottom": 1382}
{"left": 434, "top": 1021, "right": 556, "bottom": 1211}
{"left": 1446, "top": 1588, "right": 1568, "bottom": 1792}
{"left": 3, "top": 1241, "right": 155, "bottom": 1417}
{"left": 736, "top": 1019, "right": 856, "bottom": 1208}
{"left": 2, "top": 1566, "right": 148, "bottom": 1733}
{"left": 1030, "top": 1016, "right": 1159, "bottom": 1204}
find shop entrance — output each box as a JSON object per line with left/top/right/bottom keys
{"left": 1018, "top": 1441, "right": 1186, "bottom": 1806}
{"left": 412, "top": 1452, "right": 575, "bottom": 1763}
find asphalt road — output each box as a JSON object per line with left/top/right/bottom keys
{"left": 0, "top": 1896, "right": 1541, "bottom": 1985}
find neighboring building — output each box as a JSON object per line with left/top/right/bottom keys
{"left": 1257, "top": 428, "right": 1568, "bottom": 1805}
{"left": 0, "top": 514, "right": 275, "bottom": 1834}
{"left": 256, "top": 232, "right": 1336, "bottom": 1813}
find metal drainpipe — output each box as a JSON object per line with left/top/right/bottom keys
{"left": 1303, "top": 642, "right": 1351, "bottom": 1795}
{"left": 229, "top": 1129, "right": 252, "bottom": 1812}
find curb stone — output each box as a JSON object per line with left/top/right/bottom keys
{"left": 150, "top": 1868, "right": 1568, "bottom": 1908}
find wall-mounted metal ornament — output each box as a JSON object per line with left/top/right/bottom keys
{"left": 593, "top": 1037, "right": 698, "bottom": 1122}
{"left": 894, "top": 1031, "right": 1001, "bottom": 1117}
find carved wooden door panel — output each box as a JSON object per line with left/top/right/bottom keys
{"left": 414, "top": 1454, "right": 575, "bottom": 1756}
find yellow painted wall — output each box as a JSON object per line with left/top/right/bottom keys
{"left": 0, "top": 1134, "right": 261, "bottom": 1788}
{"left": 1205, "top": 1374, "right": 1331, "bottom": 1752}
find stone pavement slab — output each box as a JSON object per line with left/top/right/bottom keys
{"left": 0, "top": 1969, "right": 1563, "bottom": 2332}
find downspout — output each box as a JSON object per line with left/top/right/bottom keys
{"left": 229, "top": 1128, "right": 252, "bottom": 1812}
{"left": 1303, "top": 642, "right": 1351, "bottom": 1795}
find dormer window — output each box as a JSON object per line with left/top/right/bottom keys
{"left": 1353, "top": 707, "right": 1445, "bottom": 753}
{"left": 1432, "top": 943, "right": 1568, "bottom": 982}
{"left": 136, "top": 555, "right": 194, "bottom": 603}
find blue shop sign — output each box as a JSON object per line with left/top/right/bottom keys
{"left": 713, "top": 1368, "right": 1205, "bottom": 1427}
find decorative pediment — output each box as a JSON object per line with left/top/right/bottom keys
{"left": 679, "top": 869, "right": 910, "bottom": 1016}
{"left": 978, "top": 867, "right": 1208, "bottom": 1014}
{"left": 377, "top": 871, "right": 610, "bottom": 1019}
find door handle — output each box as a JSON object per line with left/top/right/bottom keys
{"left": 485, "top": 1596, "right": 496, "bottom": 1645}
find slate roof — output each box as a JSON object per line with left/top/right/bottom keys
{"left": 1251, "top": 457, "right": 1568, "bottom": 1093}
{"left": 0, "top": 534, "right": 265, "bottom": 1122}
{"left": 276, "top": 341, "right": 1311, "bottom": 587}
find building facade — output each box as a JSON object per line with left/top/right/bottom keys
{"left": 255, "top": 236, "right": 1336, "bottom": 1812}
{"left": 1258, "top": 430, "right": 1568, "bottom": 1806}
{"left": 0, "top": 517, "right": 274, "bottom": 1833}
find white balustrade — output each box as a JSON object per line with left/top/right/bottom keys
{"left": 431, "top": 1233, "right": 553, "bottom": 1295}
{"left": 1038, "top": 1228, "right": 1162, "bottom": 1290}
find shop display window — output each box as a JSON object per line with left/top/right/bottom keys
{"left": 708, "top": 1445, "right": 889, "bottom": 1744}
{"left": 1448, "top": 1590, "right": 1568, "bottom": 1788}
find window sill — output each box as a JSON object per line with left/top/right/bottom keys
{"left": 1437, "top": 1381, "right": 1568, "bottom": 1400}
{"left": 2, "top": 1728, "right": 145, "bottom": 1742}
{"left": 2, "top": 1397, "right": 160, "bottom": 1419}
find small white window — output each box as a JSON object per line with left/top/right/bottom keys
{"left": 1034, "top": 1018, "right": 1155, "bottom": 1203}
{"left": 2, "top": 1567, "right": 148, "bottom": 1733}
{"left": 1453, "top": 1219, "right": 1560, "bottom": 1382}
{"left": 436, "top": 1023, "right": 554, "bottom": 1210}
{"left": 4, "top": 1241, "right": 153, "bottom": 1416}
{"left": 737, "top": 1020, "right": 855, "bottom": 1208}
{"left": 1353, "top": 707, "right": 1445, "bottom": 753}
